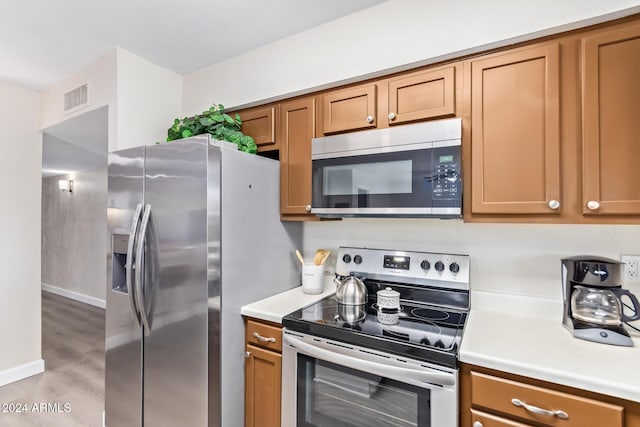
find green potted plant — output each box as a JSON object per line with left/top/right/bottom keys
{"left": 166, "top": 103, "right": 257, "bottom": 154}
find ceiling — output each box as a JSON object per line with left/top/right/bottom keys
{"left": 1, "top": 0, "right": 387, "bottom": 91}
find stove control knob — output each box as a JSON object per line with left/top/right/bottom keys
{"left": 420, "top": 260, "right": 431, "bottom": 271}
{"left": 449, "top": 262, "right": 460, "bottom": 274}
{"left": 435, "top": 261, "right": 445, "bottom": 272}
{"left": 353, "top": 255, "right": 363, "bottom": 264}
{"left": 342, "top": 254, "right": 352, "bottom": 264}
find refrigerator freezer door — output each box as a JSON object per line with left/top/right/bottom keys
{"left": 142, "top": 139, "right": 209, "bottom": 427}
{"left": 106, "top": 146, "right": 145, "bottom": 427}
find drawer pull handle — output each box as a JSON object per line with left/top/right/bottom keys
{"left": 511, "top": 398, "right": 569, "bottom": 420}
{"left": 253, "top": 332, "right": 276, "bottom": 343}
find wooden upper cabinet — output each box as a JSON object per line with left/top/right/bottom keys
{"left": 388, "top": 66, "right": 455, "bottom": 125}
{"left": 322, "top": 84, "right": 377, "bottom": 134}
{"left": 237, "top": 105, "right": 279, "bottom": 152}
{"left": 469, "top": 43, "right": 561, "bottom": 215}
{"left": 280, "top": 97, "right": 316, "bottom": 216}
{"left": 582, "top": 21, "right": 640, "bottom": 216}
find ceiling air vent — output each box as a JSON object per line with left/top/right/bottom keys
{"left": 64, "top": 83, "right": 88, "bottom": 113}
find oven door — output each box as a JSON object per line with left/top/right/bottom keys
{"left": 310, "top": 144, "right": 461, "bottom": 217}
{"left": 282, "top": 331, "right": 458, "bottom": 427}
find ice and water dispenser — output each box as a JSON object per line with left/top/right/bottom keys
{"left": 111, "top": 233, "right": 130, "bottom": 294}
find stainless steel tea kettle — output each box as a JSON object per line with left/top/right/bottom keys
{"left": 571, "top": 285, "right": 640, "bottom": 325}
{"left": 334, "top": 272, "right": 368, "bottom": 305}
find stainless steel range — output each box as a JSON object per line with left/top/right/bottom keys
{"left": 282, "top": 247, "right": 470, "bottom": 427}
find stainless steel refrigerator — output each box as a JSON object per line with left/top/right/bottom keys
{"left": 105, "top": 136, "right": 302, "bottom": 427}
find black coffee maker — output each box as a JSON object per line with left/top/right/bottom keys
{"left": 562, "top": 255, "right": 640, "bottom": 346}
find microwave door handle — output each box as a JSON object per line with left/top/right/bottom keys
{"left": 126, "top": 204, "right": 143, "bottom": 327}
{"left": 284, "top": 334, "right": 454, "bottom": 387}
{"left": 135, "top": 204, "right": 152, "bottom": 335}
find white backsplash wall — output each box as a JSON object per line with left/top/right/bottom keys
{"left": 303, "top": 219, "right": 640, "bottom": 301}
{"left": 41, "top": 167, "right": 108, "bottom": 302}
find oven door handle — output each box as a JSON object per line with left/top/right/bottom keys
{"left": 284, "top": 334, "right": 455, "bottom": 387}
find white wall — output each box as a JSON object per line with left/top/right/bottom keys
{"left": 116, "top": 48, "right": 182, "bottom": 150}
{"left": 182, "top": 0, "right": 640, "bottom": 114}
{"left": 41, "top": 50, "right": 118, "bottom": 151}
{"left": 303, "top": 220, "right": 640, "bottom": 302}
{"left": 41, "top": 168, "right": 108, "bottom": 305}
{"left": 0, "top": 82, "right": 43, "bottom": 380}
{"left": 40, "top": 48, "right": 182, "bottom": 152}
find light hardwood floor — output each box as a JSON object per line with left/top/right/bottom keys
{"left": 0, "top": 291, "right": 105, "bottom": 427}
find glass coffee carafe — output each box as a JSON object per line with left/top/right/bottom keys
{"left": 570, "top": 285, "right": 640, "bottom": 325}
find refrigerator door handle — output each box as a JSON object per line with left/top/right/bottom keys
{"left": 126, "top": 203, "right": 143, "bottom": 326}
{"left": 135, "top": 204, "right": 153, "bottom": 335}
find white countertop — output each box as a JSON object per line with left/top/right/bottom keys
{"left": 241, "top": 281, "right": 335, "bottom": 323}
{"left": 460, "top": 292, "right": 640, "bottom": 403}
{"left": 241, "top": 285, "right": 640, "bottom": 402}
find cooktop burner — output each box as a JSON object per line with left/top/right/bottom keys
{"left": 282, "top": 247, "right": 471, "bottom": 369}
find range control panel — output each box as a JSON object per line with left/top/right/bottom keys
{"left": 336, "top": 246, "right": 470, "bottom": 291}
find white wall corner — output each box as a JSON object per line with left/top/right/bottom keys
{"left": 0, "top": 359, "right": 45, "bottom": 387}
{"left": 115, "top": 47, "right": 183, "bottom": 150}
{"left": 42, "top": 283, "right": 106, "bottom": 309}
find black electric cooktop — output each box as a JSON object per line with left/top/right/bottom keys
{"left": 283, "top": 294, "right": 467, "bottom": 369}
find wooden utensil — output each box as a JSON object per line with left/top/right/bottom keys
{"left": 295, "top": 250, "right": 305, "bottom": 265}
{"left": 313, "top": 249, "right": 326, "bottom": 266}
{"left": 319, "top": 250, "right": 331, "bottom": 265}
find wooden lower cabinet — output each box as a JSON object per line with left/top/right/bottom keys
{"left": 245, "top": 319, "right": 283, "bottom": 427}
{"left": 461, "top": 364, "right": 640, "bottom": 427}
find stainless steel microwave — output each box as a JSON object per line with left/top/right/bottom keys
{"left": 311, "top": 118, "right": 462, "bottom": 218}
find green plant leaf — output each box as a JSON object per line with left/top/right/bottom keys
{"left": 182, "top": 129, "right": 193, "bottom": 138}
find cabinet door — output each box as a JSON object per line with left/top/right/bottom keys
{"left": 238, "top": 105, "right": 279, "bottom": 152}
{"left": 470, "top": 44, "right": 561, "bottom": 214}
{"left": 322, "top": 84, "right": 377, "bottom": 134}
{"left": 280, "top": 97, "right": 315, "bottom": 215}
{"left": 582, "top": 22, "right": 640, "bottom": 215}
{"left": 245, "top": 344, "right": 282, "bottom": 427}
{"left": 388, "top": 66, "right": 455, "bottom": 125}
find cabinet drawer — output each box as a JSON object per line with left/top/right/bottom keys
{"left": 470, "top": 371, "right": 623, "bottom": 427}
{"left": 246, "top": 319, "right": 282, "bottom": 353}
{"left": 471, "top": 409, "right": 533, "bottom": 427}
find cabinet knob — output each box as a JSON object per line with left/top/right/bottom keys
{"left": 547, "top": 200, "right": 560, "bottom": 210}
{"left": 388, "top": 112, "right": 396, "bottom": 121}
{"left": 473, "top": 422, "right": 483, "bottom": 427}
{"left": 305, "top": 205, "right": 311, "bottom": 212}
{"left": 244, "top": 351, "right": 251, "bottom": 358}
{"left": 366, "top": 115, "right": 374, "bottom": 124}
{"left": 587, "top": 200, "right": 600, "bottom": 210}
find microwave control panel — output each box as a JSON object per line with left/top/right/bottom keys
{"left": 432, "top": 146, "right": 461, "bottom": 201}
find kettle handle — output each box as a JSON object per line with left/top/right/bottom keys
{"left": 613, "top": 289, "right": 640, "bottom": 322}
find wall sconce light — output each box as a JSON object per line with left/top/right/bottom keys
{"left": 58, "top": 179, "right": 74, "bottom": 193}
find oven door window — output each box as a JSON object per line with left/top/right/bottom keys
{"left": 297, "top": 354, "right": 430, "bottom": 427}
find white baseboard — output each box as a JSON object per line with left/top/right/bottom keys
{"left": 42, "top": 283, "right": 106, "bottom": 309}
{"left": 0, "top": 359, "right": 45, "bottom": 387}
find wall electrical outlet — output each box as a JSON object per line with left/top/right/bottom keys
{"left": 621, "top": 255, "right": 640, "bottom": 283}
